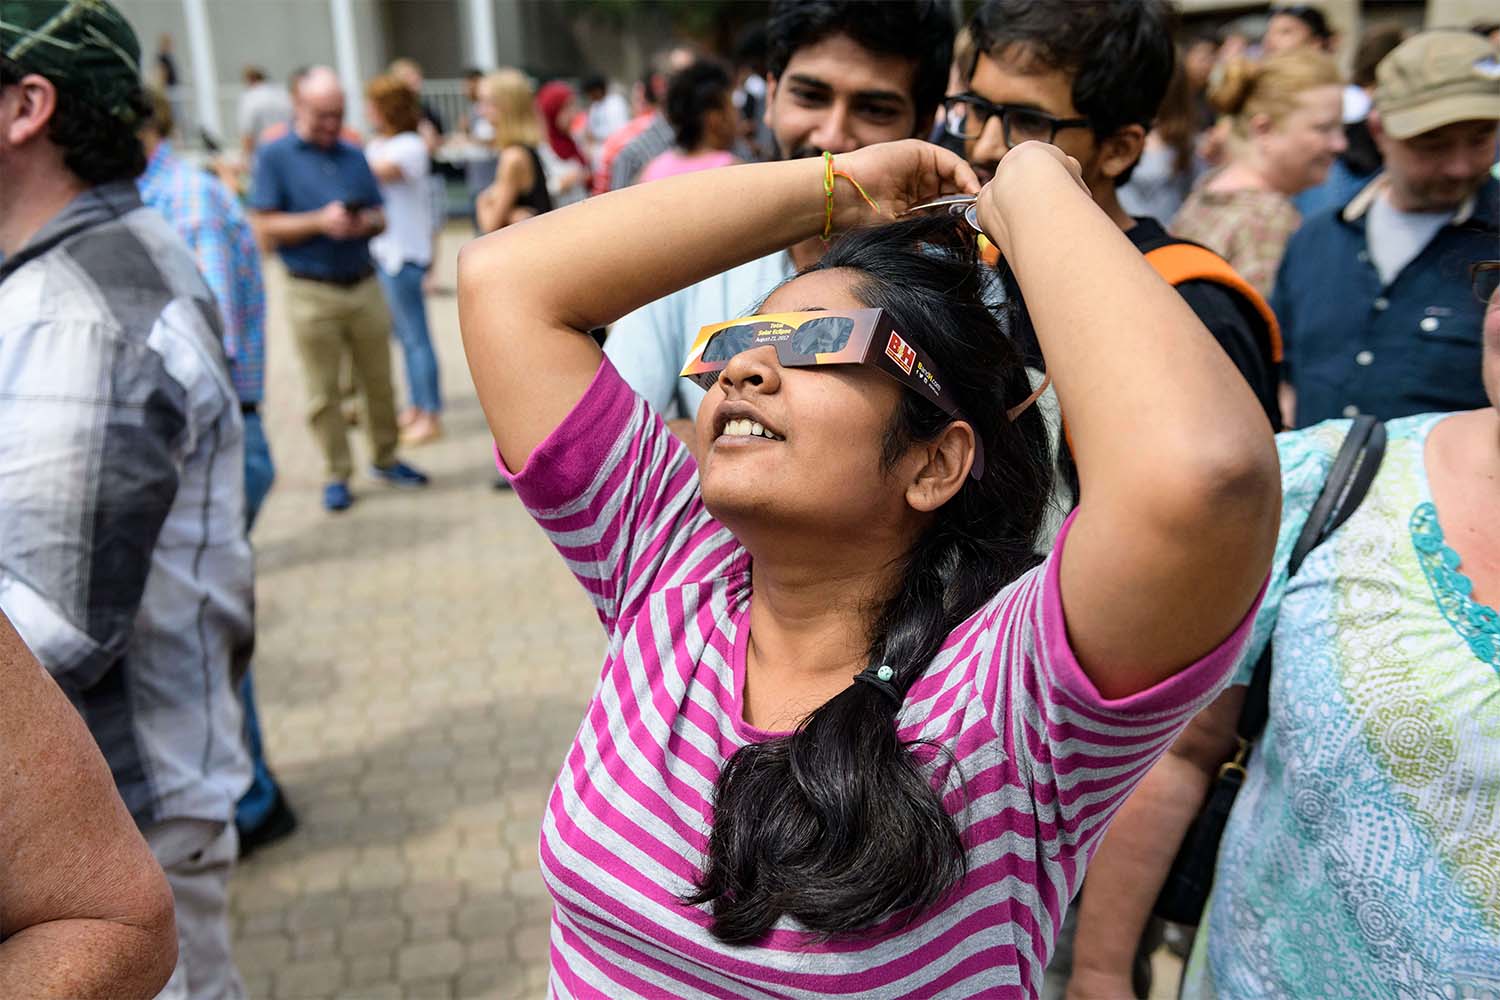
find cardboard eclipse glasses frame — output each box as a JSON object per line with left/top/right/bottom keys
{"left": 679, "top": 308, "right": 986, "bottom": 479}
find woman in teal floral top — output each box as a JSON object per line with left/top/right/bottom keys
{"left": 1065, "top": 261, "right": 1500, "bottom": 1000}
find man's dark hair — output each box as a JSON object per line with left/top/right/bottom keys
{"left": 766, "top": 0, "right": 955, "bottom": 129}
{"left": 0, "top": 56, "right": 147, "bottom": 184}
{"left": 734, "top": 23, "right": 769, "bottom": 76}
{"left": 1271, "top": 3, "right": 1332, "bottom": 42}
{"left": 1352, "top": 21, "right": 1406, "bottom": 89}
{"left": 581, "top": 73, "right": 607, "bottom": 97}
{"left": 967, "top": 0, "right": 1176, "bottom": 184}
{"left": 664, "top": 59, "right": 733, "bottom": 150}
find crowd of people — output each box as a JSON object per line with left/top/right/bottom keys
{"left": 0, "top": 0, "right": 1497, "bottom": 997}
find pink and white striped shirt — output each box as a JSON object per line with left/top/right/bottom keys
{"left": 505, "top": 359, "right": 1255, "bottom": 999}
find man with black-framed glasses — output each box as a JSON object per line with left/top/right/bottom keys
{"left": 954, "top": 1, "right": 1283, "bottom": 442}
{"left": 942, "top": 93, "right": 1090, "bottom": 151}
{"left": 954, "top": 5, "right": 1288, "bottom": 997}
{"left": 960, "top": 0, "right": 1290, "bottom": 440}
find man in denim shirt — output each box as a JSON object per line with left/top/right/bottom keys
{"left": 1273, "top": 30, "right": 1499, "bottom": 428}
{"left": 249, "top": 66, "right": 428, "bottom": 512}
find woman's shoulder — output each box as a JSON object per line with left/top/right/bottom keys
{"left": 1274, "top": 414, "right": 1439, "bottom": 530}
{"left": 377, "top": 130, "right": 423, "bottom": 155}
{"left": 499, "top": 145, "right": 538, "bottom": 175}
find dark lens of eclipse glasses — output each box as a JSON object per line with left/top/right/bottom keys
{"left": 790, "top": 316, "right": 857, "bottom": 355}
{"left": 702, "top": 324, "right": 760, "bottom": 362}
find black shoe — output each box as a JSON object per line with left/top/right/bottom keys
{"left": 237, "top": 791, "right": 298, "bottom": 860}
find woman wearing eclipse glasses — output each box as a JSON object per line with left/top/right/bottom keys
{"left": 457, "top": 139, "right": 1280, "bottom": 997}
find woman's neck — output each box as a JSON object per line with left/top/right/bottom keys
{"left": 741, "top": 537, "right": 908, "bottom": 730}
{"left": 1207, "top": 159, "right": 1276, "bottom": 195}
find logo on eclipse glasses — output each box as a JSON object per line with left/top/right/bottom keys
{"left": 885, "top": 332, "right": 916, "bottom": 374}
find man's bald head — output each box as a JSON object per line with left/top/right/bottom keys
{"left": 294, "top": 66, "right": 345, "bottom": 147}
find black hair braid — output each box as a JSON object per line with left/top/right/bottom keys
{"left": 686, "top": 217, "right": 1053, "bottom": 944}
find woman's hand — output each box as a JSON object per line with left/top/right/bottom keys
{"left": 830, "top": 139, "right": 981, "bottom": 229}
{"left": 972, "top": 141, "right": 1088, "bottom": 255}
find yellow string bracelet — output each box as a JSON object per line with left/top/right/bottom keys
{"left": 821, "top": 151, "right": 882, "bottom": 243}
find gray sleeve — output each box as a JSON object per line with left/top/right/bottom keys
{"left": 0, "top": 320, "right": 184, "bottom": 693}
{"left": 604, "top": 294, "right": 689, "bottom": 419}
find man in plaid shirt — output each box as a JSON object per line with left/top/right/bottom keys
{"left": 1, "top": 2, "right": 252, "bottom": 993}
{"left": 138, "top": 88, "right": 298, "bottom": 862}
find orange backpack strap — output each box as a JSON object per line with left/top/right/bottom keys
{"left": 979, "top": 234, "right": 1000, "bottom": 268}
{"left": 1144, "top": 243, "right": 1283, "bottom": 363}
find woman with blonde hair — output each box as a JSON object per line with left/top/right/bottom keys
{"left": 1172, "top": 50, "right": 1345, "bottom": 297}
{"left": 475, "top": 69, "right": 554, "bottom": 234}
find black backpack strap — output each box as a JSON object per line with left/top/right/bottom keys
{"left": 1234, "top": 416, "right": 1386, "bottom": 748}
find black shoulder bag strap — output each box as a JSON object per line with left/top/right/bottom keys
{"left": 1152, "top": 415, "right": 1386, "bottom": 926}
{"left": 1234, "top": 415, "right": 1387, "bottom": 755}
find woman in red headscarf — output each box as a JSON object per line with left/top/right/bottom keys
{"left": 536, "top": 80, "right": 590, "bottom": 207}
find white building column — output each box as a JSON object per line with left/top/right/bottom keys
{"left": 181, "top": 0, "right": 221, "bottom": 139}
{"left": 465, "top": 0, "right": 498, "bottom": 71}
{"left": 330, "top": 0, "right": 366, "bottom": 133}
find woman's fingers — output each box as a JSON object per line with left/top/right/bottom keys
{"left": 932, "top": 144, "right": 982, "bottom": 197}
{"left": 840, "top": 140, "right": 981, "bottom": 219}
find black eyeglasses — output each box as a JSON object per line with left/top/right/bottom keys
{"left": 943, "top": 94, "right": 1092, "bottom": 146}
{"left": 1473, "top": 261, "right": 1500, "bottom": 304}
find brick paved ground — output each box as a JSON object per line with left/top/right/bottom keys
{"left": 231, "top": 227, "right": 1184, "bottom": 999}
{"left": 231, "top": 229, "right": 597, "bottom": 999}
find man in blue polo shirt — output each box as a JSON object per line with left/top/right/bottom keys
{"left": 1273, "top": 30, "right": 1500, "bottom": 428}
{"left": 249, "top": 66, "right": 427, "bottom": 511}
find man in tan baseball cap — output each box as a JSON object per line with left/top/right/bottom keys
{"left": 1368, "top": 29, "right": 1500, "bottom": 211}
{"left": 1265, "top": 28, "right": 1498, "bottom": 428}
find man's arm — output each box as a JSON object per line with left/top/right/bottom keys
{"left": 248, "top": 202, "right": 348, "bottom": 249}
{"left": 0, "top": 609, "right": 178, "bottom": 998}
{"left": 1271, "top": 249, "right": 1299, "bottom": 430}
{"left": 1065, "top": 688, "right": 1244, "bottom": 999}
{"left": 0, "top": 315, "right": 189, "bottom": 692}
{"left": 354, "top": 207, "right": 385, "bottom": 240}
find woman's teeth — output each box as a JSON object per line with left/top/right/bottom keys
{"left": 721, "top": 418, "right": 783, "bottom": 441}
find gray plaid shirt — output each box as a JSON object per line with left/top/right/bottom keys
{"left": 0, "top": 181, "right": 253, "bottom": 828}
{"left": 609, "top": 113, "right": 675, "bottom": 191}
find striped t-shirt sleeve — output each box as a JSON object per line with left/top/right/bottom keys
{"left": 979, "top": 512, "right": 1261, "bottom": 864}
{"left": 503, "top": 357, "right": 735, "bottom": 633}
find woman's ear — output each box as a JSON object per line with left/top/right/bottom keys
{"left": 905, "top": 422, "right": 974, "bottom": 513}
{"left": 1249, "top": 111, "right": 1275, "bottom": 140}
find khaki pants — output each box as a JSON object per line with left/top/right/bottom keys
{"left": 286, "top": 275, "right": 399, "bottom": 481}
{"left": 148, "top": 820, "right": 244, "bottom": 1000}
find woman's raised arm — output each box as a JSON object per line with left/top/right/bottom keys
{"left": 457, "top": 141, "right": 977, "bottom": 470}
{"left": 977, "top": 143, "right": 1280, "bottom": 697}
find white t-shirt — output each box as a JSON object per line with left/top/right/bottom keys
{"left": 587, "top": 93, "right": 630, "bottom": 143}
{"left": 365, "top": 131, "right": 432, "bottom": 275}
{"left": 1366, "top": 191, "right": 1450, "bottom": 287}
{"left": 237, "top": 82, "right": 292, "bottom": 148}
